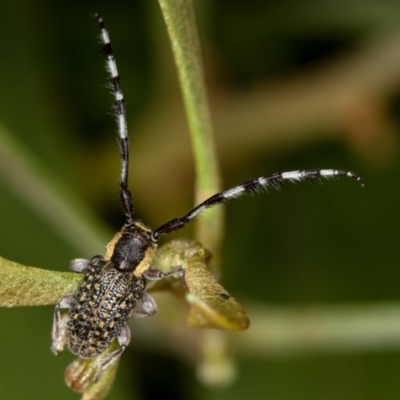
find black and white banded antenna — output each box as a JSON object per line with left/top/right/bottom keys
{"left": 94, "top": 12, "right": 135, "bottom": 224}
{"left": 93, "top": 13, "right": 363, "bottom": 242}
{"left": 154, "top": 169, "right": 364, "bottom": 237}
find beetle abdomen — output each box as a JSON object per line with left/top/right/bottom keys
{"left": 67, "top": 257, "right": 146, "bottom": 358}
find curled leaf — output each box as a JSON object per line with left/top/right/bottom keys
{"left": 153, "top": 239, "right": 249, "bottom": 330}
{"left": 65, "top": 341, "right": 119, "bottom": 400}
{"left": 185, "top": 263, "right": 249, "bottom": 330}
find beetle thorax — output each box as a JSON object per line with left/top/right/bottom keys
{"left": 104, "top": 222, "right": 157, "bottom": 276}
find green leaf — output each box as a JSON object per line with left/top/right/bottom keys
{"left": 0, "top": 255, "right": 82, "bottom": 307}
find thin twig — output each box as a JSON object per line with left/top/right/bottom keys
{"left": 157, "top": 0, "right": 223, "bottom": 266}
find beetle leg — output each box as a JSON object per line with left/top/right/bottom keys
{"left": 94, "top": 324, "right": 131, "bottom": 382}
{"left": 133, "top": 292, "right": 157, "bottom": 317}
{"left": 69, "top": 258, "right": 90, "bottom": 273}
{"left": 51, "top": 294, "right": 74, "bottom": 355}
{"left": 143, "top": 266, "right": 184, "bottom": 281}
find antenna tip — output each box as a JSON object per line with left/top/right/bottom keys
{"left": 347, "top": 172, "right": 364, "bottom": 187}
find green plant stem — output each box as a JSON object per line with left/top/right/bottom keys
{"left": 157, "top": 0, "right": 223, "bottom": 265}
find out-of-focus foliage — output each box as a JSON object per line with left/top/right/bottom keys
{"left": 0, "top": 1, "right": 400, "bottom": 399}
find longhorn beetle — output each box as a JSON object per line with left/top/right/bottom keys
{"left": 51, "top": 13, "right": 364, "bottom": 381}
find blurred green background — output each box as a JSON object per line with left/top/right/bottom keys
{"left": 1, "top": 0, "right": 400, "bottom": 399}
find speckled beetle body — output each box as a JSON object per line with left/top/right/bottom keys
{"left": 67, "top": 221, "right": 156, "bottom": 358}
{"left": 67, "top": 256, "right": 146, "bottom": 358}
{"left": 51, "top": 222, "right": 174, "bottom": 378}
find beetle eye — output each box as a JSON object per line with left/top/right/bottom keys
{"left": 151, "top": 232, "right": 159, "bottom": 243}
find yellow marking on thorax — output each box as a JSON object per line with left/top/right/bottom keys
{"left": 134, "top": 246, "right": 156, "bottom": 277}
{"left": 104, "top": 232, "right": 122, "bottom": 260}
